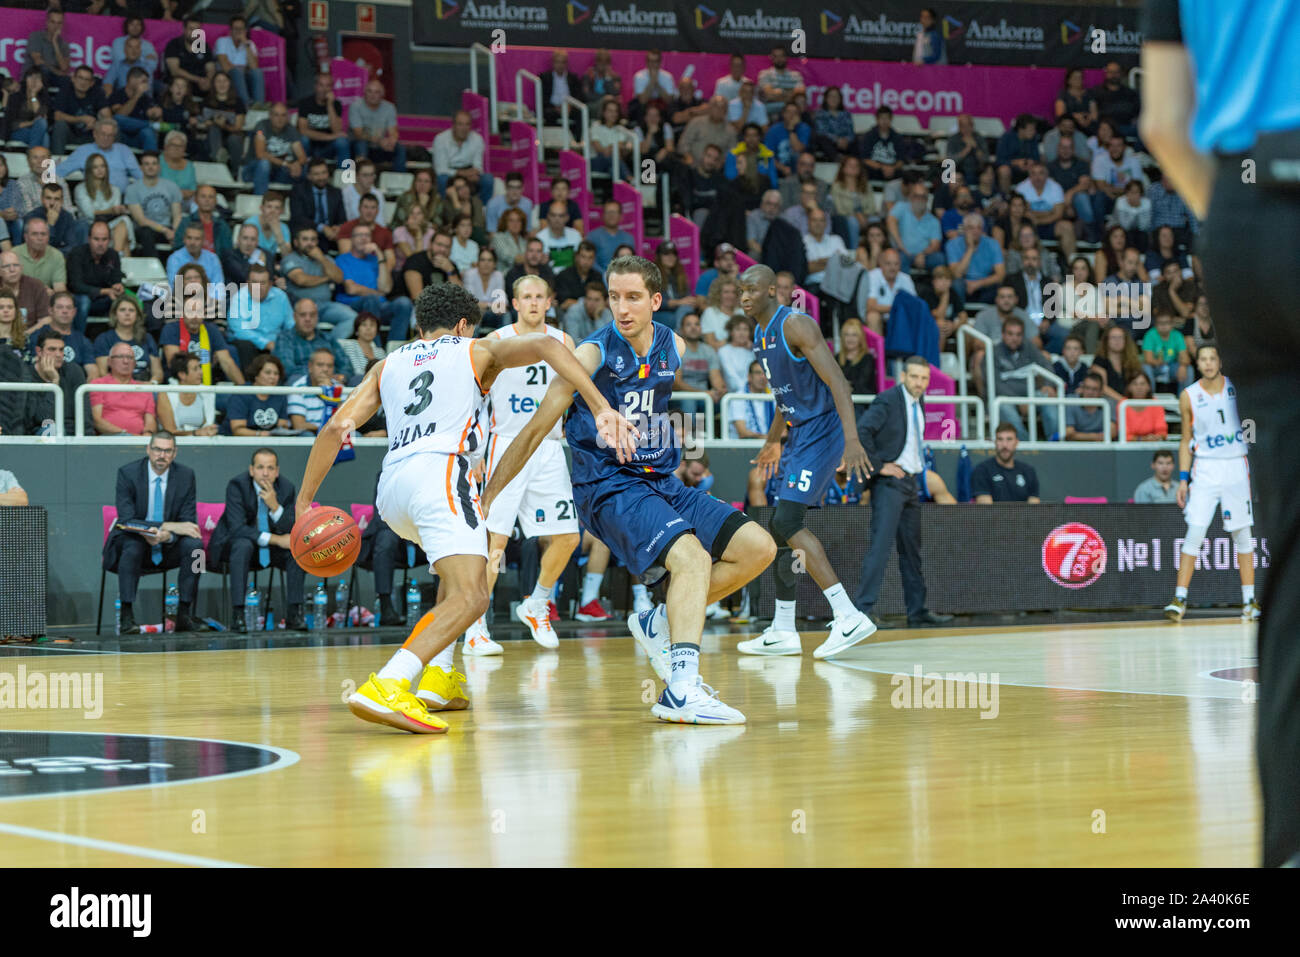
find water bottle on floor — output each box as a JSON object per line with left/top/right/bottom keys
{"left": 406, "top": 578, "right": 421, "bottom": 627}
{"left": 245, "top": 584, "right": 261, "bottom": 632}
{"left": 334, "top": 579, "right": 350, "bottom": 628}
{"left": 312, "top": 581, "right": 328, "bottom": 631}
{"left": 165, "top": 584, "right": 179, "bottom": 633}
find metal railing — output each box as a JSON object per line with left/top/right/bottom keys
{"left": 0, "top": 381, "right": 65, "bottom": 437}
{"left": 954, "top": 324, "right": 995, "bottom": 437}
{"left": 468, "top": 42, "right": 499, "bottom": 132}
{"left": 1117, "top": 395, "right": 1180, "bottom": 442}
{"left": 666, "top": 391, "right": 715, "bottom": 441}
{"left": 659, "top": 170, "right": 671, "bottom": 229}
{"left": 992, "top": 395, "right": 1112, "bottom": 444}
{"left": 74, "top": 384, "right": 353, "bottom": 437}
{"left": 1018, "top": 365, "right": 1066, "bottom": 442}
{"left": 719, "top": 392, "right": 987, "bottom": 442}
{"left": 560, "top": 96, "right": 591, "bottom": 191}
{"left": 515, "top": 70, "right": 544, "bottom": 162}
{"left": 609, "top": 125, "right": 642, "bottom": 186}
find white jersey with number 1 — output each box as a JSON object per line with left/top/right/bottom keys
{"left": 1184, "top": 375, "right": 1253, "bottom": 533}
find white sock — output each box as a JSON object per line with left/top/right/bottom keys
{"left": 1242, "top": 585, "right": 1255, "bottom": 603}
{"left": 824, "top": 583, "right": 858, "bottom": 620}
{"left": 581, "top": 572, "right": 603, "bottom": 606}
{"left": 668, "top": 642, "right": 699, "bottom": 693}
{"left": 376, "top": 647, "right": 424, "bottom": 685}
{"left": 431, "top": 641, "right": 455, "bottom": 670}
{"left": 632, "top": 583, "right": 650, "bottom": 605}
{"left": 1175, "top": 586, "right": 1188, "bottom": 600}
{"left": 530, "top": 580, "right": 552, "bottom": 603}
{"left": 772, "top": 599, "right": 797, "bottom": 632}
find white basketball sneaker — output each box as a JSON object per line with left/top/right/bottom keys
{"left": 462, "top": 617, "right": 503, "bottom": 657}
{"left": 651, "top": 676, "right": 746, "bottom": 725}
{"left": 812, "top": 611, "right": 878, "bottom": 659}
{"left": 705, "top": 601, "right": 731, "bottom": 620}
{"left": 736, "top": 626, "right": 802, "bottom": 656}
{"left": 515, "top": 598, "right": 560, "bottom": 649}
{"left": 628, "top": 604, "right": 670, "bottom": 682}
{"left": 633, "top": 589, "right": 654, "bottom": 616}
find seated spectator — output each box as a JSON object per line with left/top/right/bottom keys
{"left": 276, "top": 298, "right": 354, "bottom": 381}
{"left": 945, "top": 114, "right": 991, "bottom": 184}
{"left": 973, "top": 157, "right": 1010, "bottom": 223}
{"left": 667, "top": 77, "right": 705, "bottom": 133}
{"left": 297, "top": 71, "right": 350, "bottom": 166}
{"left": 1123, "top": 372, "right": 1168, "bottom": 440}
{"left": 1150, "top": 258, "right": 1199, "bottom": 323}
{"left": 992, "top": 314, "right": 1060, "bottom": 440}
{"left": 1016, "top": 160, "right": 1077, "bottom": 260}
{"left": 969, "top": 285, "right": 1030, "bottom": 383}
{"left": 502, "top": 238, "right": 557, "bottom": 307}
{"left": 7, "top": 68, "right": 52, "bottom": 153}
{"left": 803, "top": 207, "right": 847, "bottom": 290}
{"left": 1090, "top": 132, "right": 1147, "bottom": 223}
{"left": 1146, "top": 168, "right": 1199, "bottom": 249}
{"left": 157, "top": 352, "right": 218, "bottom": 437}
{"left": 288, "top": 158, "right": 345, "bottom": 254}
{"left": 243, "top": 192, "right": 293, "bottom": 261}
{"left": 390, "top": 168, "right": 440, "bottom": 232}
{"left": 727, "top": 78, "right": 767, "bottom": 131}
{"left": 1134, "top": 449, "right": 1179, "bottom": 503}
{"left": 402, "top": 228, "right": 456, "bottom": 300}
{"left": 90, "top": 341, "right": 157, "bottom": 435}
{"left": 159, "top": 130, "right": 197, "bottom": 205}
{"left": 159, "top": 77, "right": 202, "bottom": 157}
{"left": 828, "top": 156, "right": 873, "bottom": 251}
{"left": 177, "top": 184, "right": 233, "bottom": 258}
{"left": 1187, "top": 293, "right": 1216, "bottom": 369}
{"left": 583, "top": 48, "right": 623, "bottom": 104}
{"left": 678, "top": 96, "right": 737, "bottom": 170}
{"left": 243, "top": 101, "right": 306, "bottom": 195}
{"left": 94, "top": 296, "right": 161, "bottom": 382}
{"left": 1141, "top": 308, "right": 1190, "bottom": 394}
{"left": 673, "top": 312, "right": 726, "bottom": 416}
{"left": 201, "top": 72, "right": 247, "bottom": 174}
{"left": 588, "top": 96, "right": 634, "bottom": 180}
{"left": 287, "top": 347, "right": 338, "bottom": 433}
{"left": 0, "top": 250, "right": 51, "bottom": 334}
{"left": 215, "top": 16, "right": 264, "bottom": 106}
{"left": 537, "top": 202, "right": 584, "bottom": 272}
{"left": 335, "top": 224, "right": 411, "bottom": 341}
{"left": 698, "top": 276, "right": 742, "bottom": 349}
{"left": 1046, "top": 132, "right": 1098, "bottom": 242}
{"left": 729, "top": 359, "right": 776, "bottom": 439}
{"left": 22, "top": 182, "right": 85, "bottom": 257}
{"left": 223, "top": 353, "right": 292, "bottom": 437}
{"left": 434, "top": 174, "right": 486, "bottom": 242}
{"left": 944, "top": 211, "right": 1005, "bottom": 305}
{"left": 341, "top": 158, "right": 385, "bottom": 224}
{"left": 1112, "top": 179, "right": 1151, "bottom": 248}
{"left": 1094, "top": 323, "right": 1144, "bottom": 403}
{"left": 529, "top": 176, "right": 581, "bottom": 232}
{"left": 392, "top": 203, "right": 433, "bottom": 274}
{"left": 651, "top": 241, "right": 695, "bottom": 331}
{"left": 745, "top": 188, "right": 784, "bottom": 257}
{"left": 972, "top": 423, "right": 1042, "bottom": 502}
{"left": 29, "top": 327, "right": 85, "bottom": 435}
{"left": 349, "top": 78, "right": 405, "bottom": 171}
{"left": 993, "top": 192, "right": 1031, "bottom": 251}
{"left": 588, "top": 200, "right": 635, "bottom": 273}
{"left": 1009, "top": 246, "right": 1056, "bottom": 351}
{"left": 1055, "top": 68, "right": 1098, "bottom": 136}
{"left": 14, "top": 217, "right": 67, "bottom": 294}
{"left": 462, "top": 248, "right": 504, "bottom": 317}
{"left": 110, "top": 17, "right": 160, "bottom": 84}
{"left": 553, "top": 241, "right": 600, "bottom": 312}
{"left": 39, "top": 292, "right": 97, "bottom": 380}
{"left": 107, "top": 66, "right": 161, "bottom": 152}
{"left": 838, "top": 317, "right": 877, "bottom": 395}
{"left": 164, "top": 16, "right": 215, "bottom": 95}
{"left": 886, "top": 181, "right": 945, "bottom": 274}
{"left": 856, "top": 222, "right": 892, "bottom": 272}
{"left": 812, "top": 86, "right": 855, "bottom": 160}
{"left": 166, "top": 224, "right": 226, "bottom": 293}
{"left": 222, "top": 222, "right": 277, "bottom": 287}
{"left": 694, "top": 242, "right": 740, "bottom": 299}
{"left": 1064, "top": 370, "right": 1114, "bottom": 441}
{"left": 764, "top": 101, "right": 810, "bottom": 180}
{"left": 757, "top": 47, "right": 804, "bottom": 117}
{"left": 50, "top": 66, "right": 109, "bottom": 156}
{"left": 484, "top": 172, "right": 533, "bottom": 233}
{"left": 1005, "top": 223, "right": 1064, "bottom": 282}
{"left": 73, "top": 152, "right": 134, "bottom": 254}
{"left": 858, "top": 106, "right": 904, "bottom": 182}
{"left": 725, "top": 124, "right": 778, "bottom": 190}
{"left": 209, "top": 448, "right": 307, "bottom": 633}
{"left": 339, "top": 311, "right": 390, "bottom": 375}
{"left": 226, "top": 262, "right": 293, "bottom": 367}
{"left": 857, "top": 248, "right": 917, "bottom": 335}
{"left": 100, "top": 431, "right": 203, "bottom": 633}
{"left": 432, "top": 110, "right": 490, "bottom": 203}
{"left": 717, "top": 314, "right": 755, "bottom": 394}
{"left": 125, "top": 151, "right": 182, "bottom": 258}
{"left": 995, "top": 113, "right": 1041, "bottom": 193}
{"left": 923, "top": 266, "right": 968, "bottom": 352}
{"left": 1053, "top": 334, "right": 1090, "bottom": 394}
{"left": 447, "top": 213, "right": 479, "bottom": 275}
{"left": 1145, "top": 225, "right": 1199, "bottom": 282}
{"left": 562, "top": 280, "right": 613, "bottom": 342}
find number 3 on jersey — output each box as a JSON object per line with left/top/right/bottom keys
{"left": 404, "top": 370, "right": 435, "bottom": 415}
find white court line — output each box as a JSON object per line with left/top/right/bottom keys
{"left": 0, "top": 820, "right": 249, "bottom": 867}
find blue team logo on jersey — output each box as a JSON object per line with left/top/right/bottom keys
{"left": 614, "top": 355, "right": 625, "bottom": 373}
{"left": 535, "top": 508, "right": 546, "bottom": 524}
{"left": 786, "top": 473, "right": 796, "bottom": 488}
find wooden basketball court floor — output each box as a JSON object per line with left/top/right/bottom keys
{"left": 0, "top": 618, "right": 1259, "bottom": 867}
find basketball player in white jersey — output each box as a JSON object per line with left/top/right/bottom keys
{"left": 463, "top": 275, "right": 581, "bottom": 655}
{"left": 295, "top": 284, "right": 637, "bottom": 733}
{"left": 1164, "top": 343, "right": 1261, "bottom": 622}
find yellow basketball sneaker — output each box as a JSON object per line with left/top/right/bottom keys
{"left": 416, "top": 665, "right": 470, "bottom": 711}
{"left": 347, "top": 674, "right": 449, "bottom": 734}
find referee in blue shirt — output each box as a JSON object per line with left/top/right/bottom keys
{"left": 1142, "top": 0, "right": 1300, "bottom": 868}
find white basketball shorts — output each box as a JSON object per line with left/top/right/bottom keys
{"left": 1185, "top": 455, "right": 1253, "bottom": 532}
{"left": 482, "top": 435, "right": 579, "bottom": 538}
{"left": 376, "top": 451, "right": 488, "bottom": 568}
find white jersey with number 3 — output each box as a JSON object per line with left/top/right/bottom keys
{"left": 380, "top": 335, "right": 487, "bottom": 471}
{"left": 1187, "top": 376, "right": 1246, "bottom": 460}
{"left": 487, "top": 322, "right": 566, "bottom": 441}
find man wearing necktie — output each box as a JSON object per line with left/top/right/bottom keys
{"left": 289, "top": 159, "right": 345, "bottom": 253}
{"left": 101, "top": 431, "right": 204, "bottom": 634}
{"left": 853, "top": 356, "right": 953, "bottom": 627}
{"left": 209, "top": 448, "right": 307, "bottom": 633}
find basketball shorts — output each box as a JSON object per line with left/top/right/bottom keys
{"left": 775, "top": 411, "right": 845, "bottom": 506}
{"left": 376, "top": 451, "right": 488, "bottom": 568}
{"left": 574, "top": 470, "right": 740, "bottom": 580}
{"left": 1185, "top": 455, "right": 1253, "bottom": 532}
{"left": 482, "top": 435, "right": 579, "bottom": 538}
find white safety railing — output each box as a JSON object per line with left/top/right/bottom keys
{"left": 468, "top": 42, "right": 499, "bottom": 132}
{"left": 954, "top": 324, "right": 995, "bottom": 436}
{"left": 515, "top": 70, "right": 545, "bottom": 162}
{"left": 1117, "top": 395, "right": 1180, "bottom": 442}
{"left": 610, "top": 125, "right": 642, "bottom": 186}
{"left": 74, "top": 384, "right": 353, "bottom": 437}
{"left": 0, "top": 381, "right": 65, "bottom": 437}
{"left": 659, "top": 170, "right": 671, "bottom": 228}
{"left": 1018, "top": 365, "right": 1067, "bottom": 442}
{"left": 991, "top": 395, "right": 1112, "bottom": 444}
{"left": 560, "top": 96, "right": 591, "bottom": 191}
{"left": 667, "top": 391, "right": 715, "bottom": 441}
{"left": 719, "top": 392, "right": 987, "bottom": 442}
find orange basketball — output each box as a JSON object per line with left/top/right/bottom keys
{"left": 291, "top": 506, "right": 362, "bottom": 576}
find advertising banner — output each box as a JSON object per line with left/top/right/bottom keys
{"left": 508, "top": 119, "right": 539, "bottom": 201}
{"left": 612, "top": 181, "right": 644, "bottom": 256}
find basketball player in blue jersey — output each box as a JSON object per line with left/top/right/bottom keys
{"left": 483, "top": 256, "right": 778, "bottom": 725}
{"left": 737, "top": 264, "right": 878, "bottom": 659}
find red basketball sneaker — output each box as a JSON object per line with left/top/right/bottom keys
{"left": 575, "top": 599, "right": 612, "bottom": 622}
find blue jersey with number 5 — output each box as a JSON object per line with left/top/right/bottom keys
{"left": 754, "top": 305, "right": 837, "bottom": 427}
{"left": 569, "top": 322, "right": 681, "bottom": 486}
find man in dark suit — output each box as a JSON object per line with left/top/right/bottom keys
{"left": 854, "top": 356, "right": 953, "bottom": 627}
{"left": 101, "top": 430, "right": 205, "bottom": 633}
{"left": 289, "top": 158, "right": 347, "bottom": 253}
{"left": 540, "top": 49, "right": 583, "bottom": 138}
{"left": 209, "top": 448, "right": 307, "bottom": 632}
{"left": 1008, "top": 246, "right": 1055, "bottom": 351}
{"left": 358, "top": 471, "right": 425, "bottom": 626}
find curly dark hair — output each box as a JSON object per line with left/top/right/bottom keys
{"left": 414, "top": 282, "right": 482, "bottom": 336}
